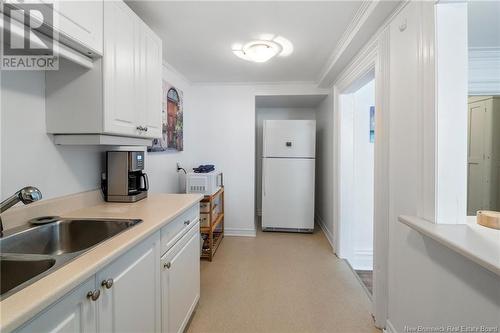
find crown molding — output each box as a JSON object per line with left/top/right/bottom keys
{"left": 317, "top": 0, "right": 378, "bottom": 85}
{"left": 162, "top": 61, "right": 192, "bottom": 86}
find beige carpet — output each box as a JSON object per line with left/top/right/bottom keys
{"left": 187, "top": 228, "right": 380, "bottom": 333}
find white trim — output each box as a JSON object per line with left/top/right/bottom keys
{"left": 315, "top": 214, "right": 335, "bottom": 251}
{"left": 469, "top": 47, "right": 500, "bottom": 95}
{"left": 319, "top": 1, "right": 409, "bottom": 88}
{"left": 384, "top": 320, "right": 398, "bottom": 333}
{"left": 318, "top": 0, "right": 377, "bottom": 84}
{"left": 191, "top": 80, "right": 319, "bottom": 88}
{"left": 162, "top": 61, "right": 191, "bottom": 85}
{"left": 225, "top": 228, "right": 256, "bottom": 237}
{"left": 332, "top": 23, "right": 390, "bottom": 329}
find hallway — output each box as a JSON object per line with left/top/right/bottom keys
{"left": 187, "top": 230, "right": 379, "bottom": 333}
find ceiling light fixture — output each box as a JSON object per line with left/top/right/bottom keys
{"left": 232, "top": 36, "right": 293, "bottom": 63}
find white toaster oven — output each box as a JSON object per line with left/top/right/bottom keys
{"left": 186, "top": 171, "right": 223, "bottom": 195}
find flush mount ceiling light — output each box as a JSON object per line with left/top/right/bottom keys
{"left": 232, "top": 35, "right": 293, "bottom": 63}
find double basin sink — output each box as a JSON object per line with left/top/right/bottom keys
{"left": 0, "top": 218, "right": 142, "bottom": 299}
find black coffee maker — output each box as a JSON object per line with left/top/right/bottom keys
{"left": 104, "top": 151, "right": 149, "bottom": 202}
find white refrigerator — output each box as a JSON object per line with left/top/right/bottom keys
{"left": 261, "top": 120, "right": 316, "bottom": 232}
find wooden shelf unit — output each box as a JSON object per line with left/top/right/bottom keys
{"left": 200, "top": 187, "right": 224, "bottom": 261}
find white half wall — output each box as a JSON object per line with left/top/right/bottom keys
{"left": 386, "top": 2, "right": 500, "bottom": 331}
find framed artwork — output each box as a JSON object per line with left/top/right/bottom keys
{"left": 148, "top": 80, "right": 184, "bottom": 152}
{"left": 369, "top": 106, "right": 375, "bottom": 143}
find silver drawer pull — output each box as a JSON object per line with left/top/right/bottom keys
{"left": 164, "top": 262, "right": 171, "bottom": 269}
{"left": 87, "top": 289, "right": 100, "bottom": 301}
{"left": 101, "top": 278, "right": 114, "bottom": 289}
{"left": 184, "top": 220, "right": 190, "bottom": 226}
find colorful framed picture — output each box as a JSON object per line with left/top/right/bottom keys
{"left": 369, "top": 106, "right": 375, "bottom": 143}
{"left": 148, "top": 80, "right": 184, "bottom": 152}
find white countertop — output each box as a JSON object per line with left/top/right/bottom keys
{"left": 0, "top": 193, "right": 203, "bottom": 333}
{"left": 399, "top": 215, "right": 500, "bottom": 277}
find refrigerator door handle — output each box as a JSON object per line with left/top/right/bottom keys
{"left": 263, "top": 159, "right": 266, "bottom": 196}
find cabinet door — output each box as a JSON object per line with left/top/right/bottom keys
{"left": 161, "top": 223, "right": 200, "bottom": 333}
{"left": 139, "top": 24, "right": 163, "bottom": 139}
{"left": 3, "top": 0, "right": 103, "bottom": 55}
{"left": 53, "top": 0, "right": 104, "bottom": 55}
{"left": 15, "top": 278, "right": 97, "bottom": 333}
{"left": 103, "top": 1, "right": 141, "bottom": 137}
{"left": 97, "top": 233, "right": 161, "bottom": 333}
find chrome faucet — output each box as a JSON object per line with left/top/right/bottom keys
{"left": 0, "top": 186, "right": 43, "bottom": 234}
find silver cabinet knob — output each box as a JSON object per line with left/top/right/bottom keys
{"left": 136, "top": 126, "right": 143, "bottom": 131}
{"left": 101, "top": 278, "right": 114, "bottom": 289}
{"left": 87, "top": 289, "right": 100, "bottom": 301}
{"left": 184, "top": 220, "right": 190, "bottom": 226}
{"left": 144, "top": 126, "right": 148, "bottom": 132}
{"left": 164, "top": 262, "right": 171, "bottom": 269}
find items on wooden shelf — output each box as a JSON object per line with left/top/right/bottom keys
{"left": 200, "top": 187, "right": 224, "bottom": 261}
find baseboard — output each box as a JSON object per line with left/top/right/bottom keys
{"left": 351, "top": 249, "right": 373, "bottom": 271}
{"left": 384, "top": 319, "right": 397, "bottom": 333}
{"left": 315, "top": 214, "right": 335, "bottom": 251}
{"left": 225, "top": 227, "right": 256, "bottom": 237}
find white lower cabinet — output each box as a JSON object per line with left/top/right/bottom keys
{"left": 161, "top": 223, "right": 200, "bottom": 333}
{"left": 97, "top": 233, "right": 161, "bottom": 333}
{"left": 13, "top": 204, "right": 200, "bottom": 333}
{"left": 15, "top": 233, "right": 160, "bottom": 333}
{"left": 15, "top": 277, "right": 97, "bottom": 333}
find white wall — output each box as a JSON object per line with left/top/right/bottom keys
{"left": 144, "top": 64, "right": 192, "bottom": 194}
{"left": 0, "top": 64, "right": 190, "bottom": 204}
{"left": 255, "top": 107, "right": 316, "bottom": 216}
{"left": 315, "top": 92, "right": 335, "bottom": 245}
{"left": 1, "top": 71, "right": 105, "bottom": 200}
{"left": 386, "top": 2, "right": 500, "bottom": 331}
{"left": 188, "top": 85, "right": 257, "bottom": 236}
{"left": 351, "top": 80, "right": 375, "bottom": 270}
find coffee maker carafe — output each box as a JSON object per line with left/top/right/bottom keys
{"left": 104, "top": 151, "right": 149, "bottom": 202}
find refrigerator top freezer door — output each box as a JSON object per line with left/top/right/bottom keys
{"left": 263, "top": 120, "right": 316, "bottom": 158}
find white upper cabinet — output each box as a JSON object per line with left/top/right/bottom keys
{"left": 140, "top": 24, "right": 163, "bottom": 139}
{"left": 52, "top": 0, "right": 104, "bottom": 55}
{"left": 103, "top": 1, "right": 162, "bottom": 138}
{"left": 4, "top": 0, "right": 103, "bottom": 56}
{"left": 45, "top": 0, "right": 163, "bottom": 142}
{"left": 103, "top": 1, "right": 140, "bottom": 137}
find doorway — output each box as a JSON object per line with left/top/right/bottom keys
{"left": 338, "top": 73, "right": 376, "bottom": 295}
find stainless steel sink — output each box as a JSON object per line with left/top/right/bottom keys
{"left": 0, "top": 256, "right": 56, "bottom": 296}
{"left": 1, "top": 219, "right": 142, "bottom": 255}
{"left": 0, "top": 218, "right": 142, "bottom": 299}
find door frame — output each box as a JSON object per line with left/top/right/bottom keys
{"left": 332, "top": 29, "right": 390, "bottom": 328}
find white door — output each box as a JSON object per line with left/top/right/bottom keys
{"left": 97, "top": 233, "right": 161, "bottom": 333}
{"left": 15, "top": 278, "right": 97, "bottom": 333}
{"left": 262, "top": 158, "right": 315, "bottom": 230}
{"left": 103, "top": 1, "right": 140, "bottom": 137}
{"left": 467, "top": 101, "right": 487, "bottom": 215}
{"left": 139, "top": 24, "right": 162, "bottom": 139}
{"left": 161, "top": 224, "right": 200, "bottom": 333}
{"left": 263, "top": 120, "right": 316, "bottom": 158}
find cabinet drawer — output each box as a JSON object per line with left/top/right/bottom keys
{"left": 160, "top": 205, "right": 199, "bottom": 255}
